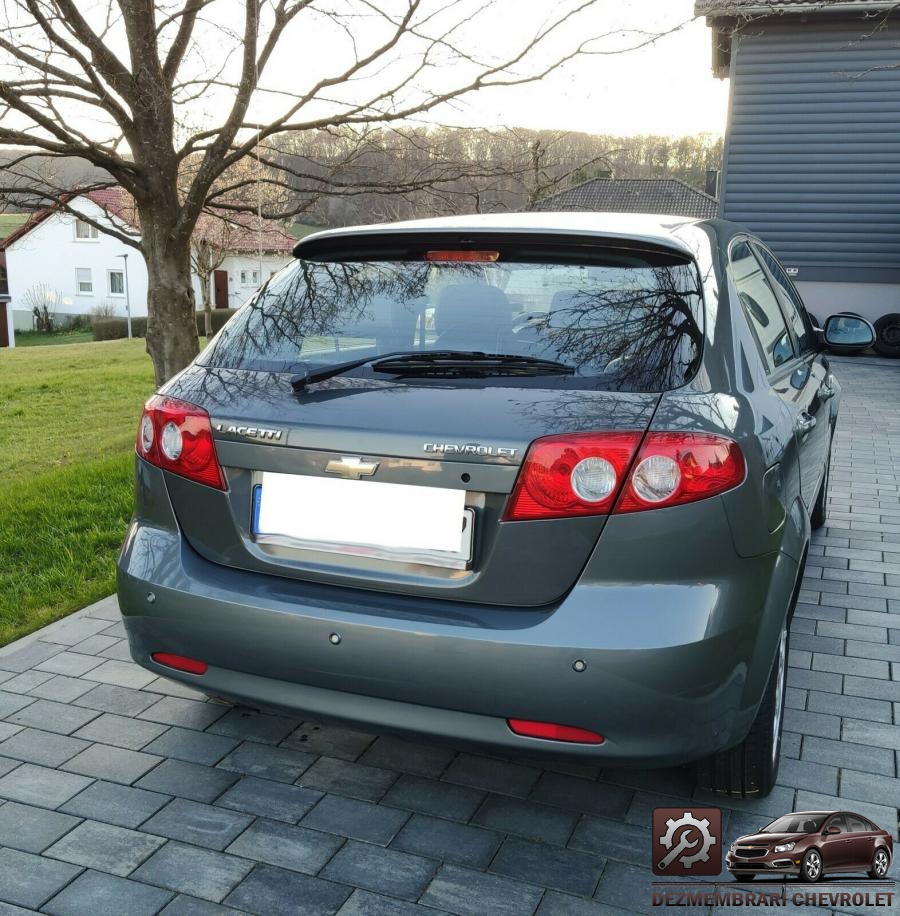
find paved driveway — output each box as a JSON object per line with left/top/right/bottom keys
{"left": 0, "top": 356, "right": 897, "bottom": 916}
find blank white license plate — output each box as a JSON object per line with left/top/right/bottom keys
{"left": 252, "top": 472, "right": 473, "bottom": 569}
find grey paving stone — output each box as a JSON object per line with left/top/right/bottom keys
{"left": 782, "top": 707, "right": 841, "bottom": 739}
{"left": 62, "top": 743, "right": 162, "bottom": 785}
{"left": 97, "top": 641, "right": 134, "bottom": 662}
{"left": 73, "top": 713, "right": 168, "bottom": 750}
{"left": 473, "top": 794, "right": 578, "bottom": 846}
{"left": 42, "top": 868, "right": 174, "bottom": 916}
{"left": 217, "top": 741, "right": 315, "bottom": 783}
{"left": 843, "top": 673, "right": 900, "bottom": 702}
{"left": 358, "top": 735, "right": 456, "bottom": 777}
{"left": 0, "top": 801, "right": 80, "bottom": 853}
{"left": 840, "top": 769, "right": 900, "bottom": 808}
{"left": 0, "top": 727, "right": 90, "bottom": 767}
{"left": 80, "top": 660, "right": 156, "bottom": 690}
{"left": 142, "top": 797, "right": 253, "bottom": 851}
{"left": 216, "top": 776, "right": 322, "bottom": 823}
{"left": 847, "top": 638, "right": 900, "bottom": 662}
{"left": 776, "top": 756, "right": 839, "bottom": 794}
{"left": 569, "top": 816, "right": 650, "bottom": 866}
{"left": 224, "top": 863, "right": 351, "bottom": 916}
{"left": 813, "top": 652, "right": 890, "bottom": 679}
{"left": 35, "top": 652, "right": 106, "bottom": 678}
{"left": 536, "top": 891, "right": 618, "bottom": 916}
{"left": 73, "top": 683, "right": 159, "bottom": 717}
{"left": 0, "top": 640, "right": 64, "bottom": 674}
{"left": 45, "top": 818, "right": 165, "bottom": 877}
{"left": 0, "top": 691, "right": 36, "bottom": 719}
{"left": 0, "top": 762, "right": 92, "bottom": 807}
{"left": 382, "top": 773, "right": 484, "bottom": 821}
{"left": 801, "top": 735, "right": 896, "bottom": 777}
{"left": 207, "top": 708, "right": 297, "bottom": 745}
{"left": 529, "top": 772, "right": 633, "bottom": 820}
{"left": 0, "top": 847, "right": 81, "bottom": 909}
{"left": 281, "top": 723, "right": 374, "bottom": 760}
{"left": 143, "top": 676, "right": 208, "bottom": 700}
{"left": 135, "top": 758, "right": 239, "bottom": 803}
{"left": 421, "top": 863, "right": 543, "bottom": 916}
{"left": 442, "top": 753, "right": 540, "bottom": 797}
{"left": 42, "top": 616, "right": 116, "bottom": 647}
{"left": 59, "top": 780, "right": 171, "bottom": 828}
{"left": 159, "top": 896, "right": 243, "bottom": 915}
{"left": 6, "top": 699, "right": 99, "bottom": 735}
{"left": 138, "top": 696, "right": 228, "bottom": 730}
{"left": 302, "top": 794, "right": 409, "bottom": 845}
{"left": 843, "top": 718, "right": 900, "bottom": 750}
{"left": 593, "top": 860, "right": 663, "bottom": 915}
{"left": 490, "top": 836, "right": 605, "bottom": 897}
{"left": 297, "top": 757, "right": 397, "bottom": 802}
{"left": 321, "top": 840, "right": 436, "bottom": 901}
{"left": 391, "top": 813, "right": 502, "bottom": 869}
{"left": 143, "top": 726, "right": 239, "bottom": 766}
{"left": 29, "top": 675, "right": 97, "bottom": 704}
{"left": 226, "top": 817, "right": 343, "bottom": 873}
{"left": 69, "top": 635, "right": 120, "bottom": 657}
{"left": 0, "top": 670, "right": 56, "bottom": 693}
{"left": 336, "top": 889, "right": 435, "bottom": 916}
{"left": 132, "top": 841, "right": 254, "bottom": 903}
{"left": 807, "top": 689, "right": 893, "bottom": 723}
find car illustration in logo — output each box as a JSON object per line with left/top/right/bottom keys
{"left": 727, "top": 810, "right": 893, "bottom": 882}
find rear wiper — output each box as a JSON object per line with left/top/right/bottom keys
{"left": 291, "top": 350, "right": 487, "bottom": 391}
{"left": 373, "top": 352, "right": 575, "bottom": 378}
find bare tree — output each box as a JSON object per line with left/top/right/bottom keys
{"left": 191, "top": 219, "right": 231, "bottom": 337}
{"left": 0, "top": 0, "right": 686, "bottom": 383}
{"left": 21, "top": 282, "right": 61, "bottom": 332}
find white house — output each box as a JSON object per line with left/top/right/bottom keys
{"left": 0, "top": 187, "right": 296, "bottom": 346}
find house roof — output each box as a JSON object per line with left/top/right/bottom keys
{"left": 0, "top": 186, "right": 296, "bottom": 254}
{"left": 530, "top": 178, "right": 719, "bottom": 220}
{"left": 695, "top": 0, "right": 897, "bottom": 15}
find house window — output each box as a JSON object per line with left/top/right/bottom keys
{"left": 240, "top": 269, "right": 260, "bottom": 286}
{"left": 108, "top": 269, "right": 125, "bottom": 296}
{"left": 76, "top": 268, "right": 93, "bottom": 295}
{"left": 74, "top": 219, "right": 99, "bottom": 240}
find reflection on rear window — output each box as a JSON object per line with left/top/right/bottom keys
{"left": 200, "top": 253, "right": 704, "bottom": 392}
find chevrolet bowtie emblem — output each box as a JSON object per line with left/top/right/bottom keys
{"left": 325, "top": 456, "right": 380, "bottom": 480}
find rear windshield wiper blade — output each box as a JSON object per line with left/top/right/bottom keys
{"left": 373, "top": 353, "right": 575, "bottom": 377}
{"left": 291, "top": 350, "right": 490, "bottom": 391}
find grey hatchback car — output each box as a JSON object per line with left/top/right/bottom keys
{"left": 117, "top": 213, "right": 873, "bottom": 796}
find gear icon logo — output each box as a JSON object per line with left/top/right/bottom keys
{"left": 652, "top": 807, "right": 722, "bottom": 877}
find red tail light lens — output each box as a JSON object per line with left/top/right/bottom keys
{"left": 503, "top": 432, "right": 643, "bottom": 520}
{"left": 136, "top": 395, "right": 226, "bottom": 490}
{"left": 615, "top": 432, "right": 745, "bottom": 513}
{"left": 151, "top": 652, "right": 208, "bottom": 675}
{"left": 508, "top": 719, "right": 605, "bottom": 744}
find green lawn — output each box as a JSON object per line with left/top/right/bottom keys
{"left": 14, "top": 330, "right": 95, "bottom": 347}
{"left": 0, "top": 338, "right": 156, "bottom": 644}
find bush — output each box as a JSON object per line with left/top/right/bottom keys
{"left": 92, "top": 317, "right": 147, "bottom": 341}
{"left": 196, "top": 308, "right": 237, "bottom": 336}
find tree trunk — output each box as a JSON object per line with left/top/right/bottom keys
{"left": 143, "top": 225, "right": 199, "bottom": 386}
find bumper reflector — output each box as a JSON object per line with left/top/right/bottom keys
{"left": 151, "top": 652, "right": 208, "bottom": 675}
{"left": 507, "top": 719, "right": 604, "bottom": 744}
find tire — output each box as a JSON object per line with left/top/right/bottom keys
{"left": 868, "top": 847, "right": 890, "bottom": 880}
{"left": 873, "top": 313, "right": 900, "bottom": 358}
{"left": 800, "top": 848, "right": 823, "bottom": 883}
{"left": 696, "top": 622, "right": 788, "bottom": 797}
{"left": 810, "top": 440, "right": 831, "bottom": 530}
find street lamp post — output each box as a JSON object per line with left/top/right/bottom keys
{"left": 118, "top": 253, "right": 132, "bottom": 339}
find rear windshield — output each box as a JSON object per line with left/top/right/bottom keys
{"left": 200, "top": 251, "right": 704, "bottom": 392}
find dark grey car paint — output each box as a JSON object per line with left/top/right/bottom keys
{"left": 118, "top": 214, "right": 835, "bottom": 765}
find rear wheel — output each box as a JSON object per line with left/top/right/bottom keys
{"left": 873, "top": 313, "right": 900, "bottom": 358}
{"left": 810, "top": 440, "right": 831, "bottom": 530}
{"left": 868, "top": 848, "right": 890, "bottom": 879}
{"left": 800, "top": 849, "right": 823, "bottom": 883}
{"left": 696, "top": 623, "right": 788, "bottom": 797}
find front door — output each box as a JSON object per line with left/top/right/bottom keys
{"left": 213, "top": 270, "right": 229, "bottom": 309}
{"left": 0, "top": 303, "right": 8, "bottom": 348}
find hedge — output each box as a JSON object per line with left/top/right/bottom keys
{"left": 92, "top": 308, "right": 237, "bottom": 341}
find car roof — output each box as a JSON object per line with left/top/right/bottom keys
{"left": 294, "top": 211, "right": 715, "bottom": 259}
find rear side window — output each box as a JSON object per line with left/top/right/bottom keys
{"left": 847, "top": 816, "right": 871, "bottom": 833}
{"left": 201, "top": 249, "right": 704, "bottom": 393}
{"left": 753, "top": 244, "right": 814, "bottom": 354}
{"left": 729, "top": 240, "right": 794, "bottom": 372}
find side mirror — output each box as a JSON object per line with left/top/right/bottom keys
{"left": 825, "top": 826, "right": 841, "bottom": 835}
{"left": 823, "top": 313, "right": 875, "bottom": 353}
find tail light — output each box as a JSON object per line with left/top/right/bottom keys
{"left": 151, "top": 652, "right": 208, "bottom": 675}
{"left": 503, "top": 431, "right": 743, "bottom": 521}
{"left": 508, "top": 719, "right": 604, "bottom": 745}
{"left": 136, "top": 395, "right": 226, "bottom": 490}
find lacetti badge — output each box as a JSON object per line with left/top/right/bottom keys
{"left": 424, "top": 442, "right": 517, "bottom": 458}
{"left": 213, "top": 423, "right": 283, "bottom": 441}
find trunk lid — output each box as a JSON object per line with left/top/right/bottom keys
{"left": 161, "top": 366, "right": 660, "bottom": 606}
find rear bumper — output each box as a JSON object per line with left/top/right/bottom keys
{"left": 118, "top": 486, "right": 801, "bottom": 766}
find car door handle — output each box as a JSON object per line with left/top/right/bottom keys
{"left": 796, "top": 411, "right": 817, "bottom": 435}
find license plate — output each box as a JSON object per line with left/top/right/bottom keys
{"left": 251, "top": 472, "right": 473, "bottom": 569}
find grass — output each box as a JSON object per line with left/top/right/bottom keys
{"left": 0, "top": 338, "right": 156, "bottom": 644}
{"left": 14, "top": 329, "right": 95, "bottom": 347}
